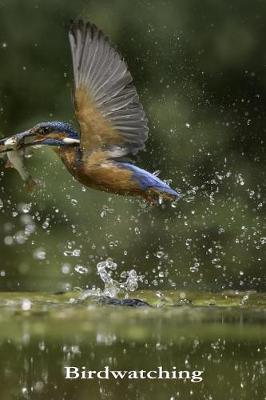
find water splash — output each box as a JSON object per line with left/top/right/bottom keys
{"left": 80, "top": 258, "right": 143, "bottom": 300}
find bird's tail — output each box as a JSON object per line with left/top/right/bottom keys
{"left": 144, "top": 182, "right": 181, "bottom": 204}
{"left": 119, "top": 162, "right": 181, "bottom": 204}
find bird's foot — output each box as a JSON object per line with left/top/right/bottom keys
{"left": 25, "top": 177, "right": 42, "bottom": 193}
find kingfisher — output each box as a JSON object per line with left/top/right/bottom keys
{"left": 0, "top": 20, "right": 181, "bottom": 204}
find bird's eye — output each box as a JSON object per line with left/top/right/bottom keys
{"left": 40, "top": 127, "right": 50, "bottom": 135}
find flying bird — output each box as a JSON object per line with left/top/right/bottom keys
{"left": 0, "top": 20, "right": 181, "bottom": 204}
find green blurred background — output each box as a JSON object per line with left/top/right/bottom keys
{"left": 0, "top": 0, "right": 265, "bottom": 292}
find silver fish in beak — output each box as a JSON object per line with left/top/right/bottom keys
{"left": 0, "top": 131, "right": 39, "bottom": 191}
{"left": 0, "top": 124, "right": 79, "bottom": 191}
{"left": 0, "top": 130, "right": 35, "bottom": 153}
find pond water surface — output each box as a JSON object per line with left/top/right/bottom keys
{"left": 0, "top": 290, "right": 265, "bottom": 400}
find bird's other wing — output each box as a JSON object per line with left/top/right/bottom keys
{"left": 68, "top": 20, "right": 148, "bottom": 159}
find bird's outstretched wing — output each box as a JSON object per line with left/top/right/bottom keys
{"left": 68, "top": 20, "right": 148, "bottom": 158}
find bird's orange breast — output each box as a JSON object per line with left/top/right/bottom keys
{"left": 55, "top": 147, "right": 142, "bottom": 196}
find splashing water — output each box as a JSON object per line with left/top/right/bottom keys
{"left": 119, "top": 269, "right": 139, "bottom": 291}
{"left": 97, "top": 259, "right": 120, "bottom": 297}
{"left": 80, "top": 258, "right": 143, "bottom": 300}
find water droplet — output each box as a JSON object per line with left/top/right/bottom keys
{"left": 14, "top": 231, "right": 27, "bottom": 245}
{"left": 100, "top": 205, "right": 114, "bottom": 218}
{"left": 74, "top": 265, "right": 89, "bottom": 275}
{"left": 42, "top": 218, "right": 50, "bottom": 230}
{"left": 21, "top": 299, "right": 32, "bottom": 311}
{"left": 134, "top": 227, "right": 140, "bottom": 235}
{"left": 63, "top": 249, "right": 80, "bottom": 257}
{"left": 33, "top": 248, "right": 46, "bottom": 260}
{"left": 61, "top": 263, "right": 71, "bottom": 274}
{"left": 19, "top": 203, "right": 32, "bottom": 214}
{"left": 4, "top": 236, "right": 13, "bottom": 246}
{"left": 155, "top": 251, "right": 165, "bottom": 259}
{"left": 190, "top": 262, "right": 199, "bottom": 272}
{"left": 123, "top": 269, "right": 139, "bottom": 291}
{"left": 260, "top": 237, "right": 266, "bottom": 245}
{"left": 71, "top": 198, "right": 78, "bottom": 206}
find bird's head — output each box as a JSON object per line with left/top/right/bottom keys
{"left": 13, "top": 121, "right": 80, "bottom": 149}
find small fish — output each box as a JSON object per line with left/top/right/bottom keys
{"left": 0, "top": 134, "right": 38, "bottom": 191}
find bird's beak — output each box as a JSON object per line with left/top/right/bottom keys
{"left": 0, "top": 130, "right": 36, "bottom": 154}
{"left": 16, "top": 130, "right": 39, "bottom": 146}
{"left": 0, "top": 130, "right": 80, "bottom": 154}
